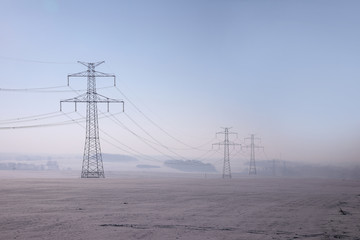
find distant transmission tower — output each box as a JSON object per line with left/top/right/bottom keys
{"left": 244, "top": 134, "right": 263, "bottom": 175}
{"left": 212, "top": 127, "right": 241, "bottom": 179}
{"left": 60, "top": 61, "right": 124, "bottom": 178}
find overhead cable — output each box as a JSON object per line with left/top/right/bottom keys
{"left": 114, "top": 86, "right": 204, "bottom": 150}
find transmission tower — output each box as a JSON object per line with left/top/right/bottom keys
{"left": 244, "top": 134, "right": 263, "bottom": 175}
{"left": 212, "top": 127, "right": 241, "bottom": 179}
{"left": 60, "top": 61, "right": 124, "bottom": 178}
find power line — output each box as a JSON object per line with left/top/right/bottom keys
{"left": 123, "top": 112, "right": 191, "bottom": 161}
{"left": 104, "top": 62, "right": 211, "bottom": 152}
{"left": 0, "top": 110, "right": 123, "bottom": 130}
{"left": 0, "top": 116, "right": 85, "bottom": 130}
{"left": 0, "top": 85, "right": 115, "bottom": 93}
{"left": 105, "top": 87, "right": 219, "bottom": 162}
{"left": 0, "top": 111, "right": 61, "bottom": 123}
{"left": 105, "top": 111, "right": 184, "bottom": 161}
{"left": 107, "top": 111, "right": 222, "bottom": 167}
{"left": 64, "top": 111, "right": 161, "bottom": 163}
{"left": 114, "top": 86, "right": 203, "bottom": 150}
{"left": 159, "top": 137, "right": 217, "bottom": 151}
{"left": 121, "top": 106, "right": 215, "bottom": 152}
{"left": 0, "top": 66, "right": 225, "bottom": 170}
{"left": 68, "top": 83, "right": 200, "bottom": 163}
{"left": 0, "top": 85, "right": 67, "bottom": 92}
{"left": 0, "top": 112, "right": 67, "bottom": 125}
{"left": 195, "top": 148, "right": 221, "bottom": 163}
{"left": 0, "top": 55, "right": 75, "bottom": 64}
{"left": 100, "top": 128, "right": 164, "bottom": 164}
{"left": 103, "top": 111, "right": 160, "bottom": 146}
{"left": 103, "top": 111, "right": 221, "bottom": 167}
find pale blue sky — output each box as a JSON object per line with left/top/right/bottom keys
{"left": 0, "top": 0, "right": 359, "bottom": 167}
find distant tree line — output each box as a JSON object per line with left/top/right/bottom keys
{"left": 0, "top": 160, "right": 59, "bottom": 171}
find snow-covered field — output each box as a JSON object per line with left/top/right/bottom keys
{"left": 0, "top": 172, "right": 359, "bottom": 240}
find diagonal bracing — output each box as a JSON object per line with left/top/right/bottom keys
{"left": 244, "top": 134, "right": 263, "bottom": 175}
{"left": 60, "top": 61, "right": 124, "bottom": 178}
{"left": 212, "top": 127, "right": 241, "bottom": 179}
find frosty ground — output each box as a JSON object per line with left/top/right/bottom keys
{"left": 0, "top": 171, "right": 359, "bottom": 240}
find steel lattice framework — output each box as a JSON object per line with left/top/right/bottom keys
{"left": 61, "top": 61, "right": 124, "bottom": 178}
{"left": 213, "top": 127, "right": 240, "bottom": 179}
{"left": 244, "top": 134, "right": 263, "bottom": 175}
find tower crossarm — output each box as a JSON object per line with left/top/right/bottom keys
{"left": 216, "top": 132, "right": 238, "bottom": 137}
{"left": 244, "top": 137, "right": 261, "bottom": 142}
{"left": 67, "top": 61, "right": 116, "bottom": 86}
{"left": 78, "top": 60, "right": 104, "bottom": 68}
{"left": 212, "top": 141, "right": 241, "bottom": 147}
{"left": 60, "top": 93, "right": 124, "bottom": 112}
{"left": 243, "top": 145, "right": 264, "bottom": 149}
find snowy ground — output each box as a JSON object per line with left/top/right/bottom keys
{"left": 0, "top": 171, "right": 359, "bottom": 240}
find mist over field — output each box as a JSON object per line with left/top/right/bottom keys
{"left": 0, "top": 152, "right": 359, "bottom": 180}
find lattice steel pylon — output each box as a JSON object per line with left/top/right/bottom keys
{"left": 244, "top": 134, "right": 263, "bottom": 175}
{"left": 60, "top": 61, "right": 124, "bottom": 178}
{"left": 212, "top": 127, "right": 241, "bottom": 179}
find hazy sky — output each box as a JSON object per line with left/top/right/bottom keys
{"left": 0, "top": 0, "right": 359, "bottom": 167}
